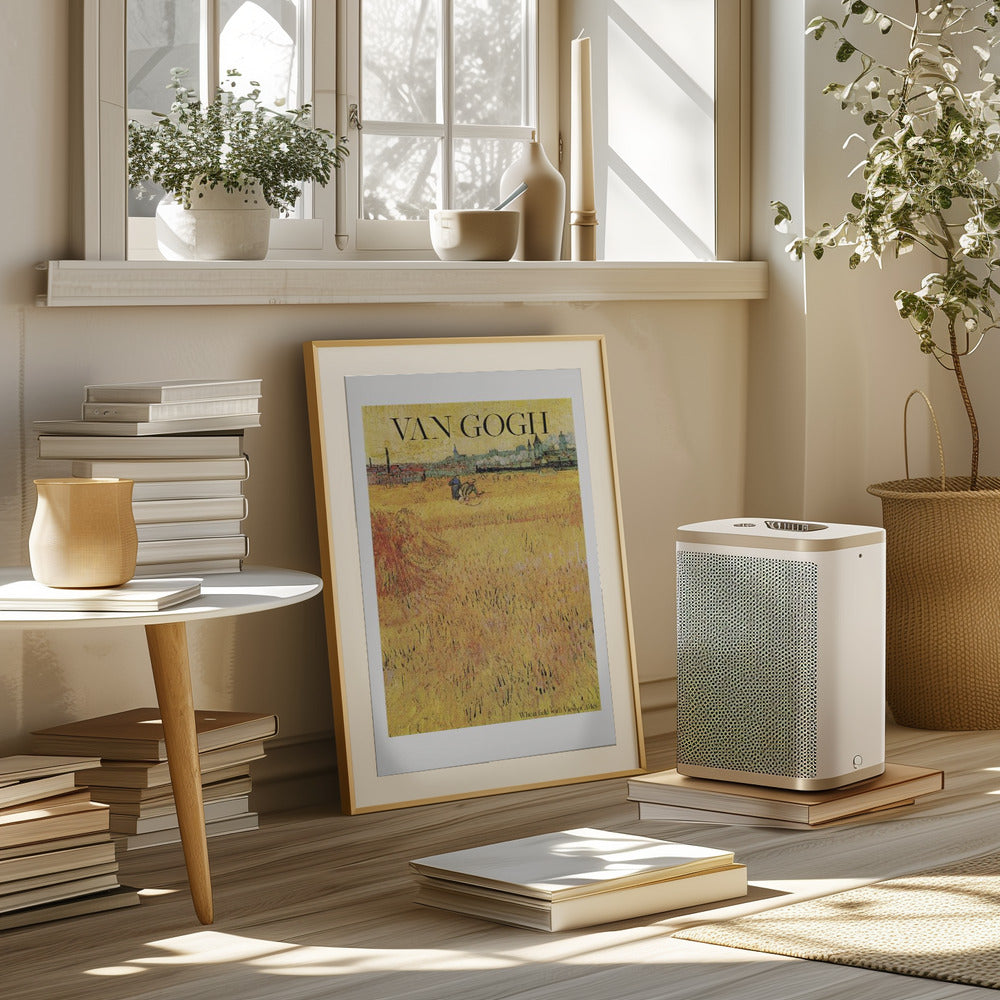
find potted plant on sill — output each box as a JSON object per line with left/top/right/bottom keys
{"left": 127, "top": 68, "right": 348, "bottom": 260}
{"left": 771, "top": 0, "right": 1000, "bottom": 730}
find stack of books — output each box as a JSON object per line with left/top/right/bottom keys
{"left": 0, "top": 754, "right": 140, "bottom": 929}
{"left": 30, "top": 708, "right": 277, "bottom": 851}
{"left": 410, "top": 827, "right": 748, "bottom": 932}
{"left": 627, "top": 762, "right": 945, "bottom": 830}
{"left": 35, "top": 377, "right": 262, "bottom": 576}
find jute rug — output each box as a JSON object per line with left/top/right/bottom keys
{"left": 675, "top": 850, "right": 1000, "bottom": 990}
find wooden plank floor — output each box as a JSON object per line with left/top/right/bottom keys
{"left": 3, "top": 724, "right": 999, "bottom": 999}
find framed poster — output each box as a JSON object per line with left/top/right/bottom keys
{"left": 304, "top": 336, "right": 644, "bottom": 813}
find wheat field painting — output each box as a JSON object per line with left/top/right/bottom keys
{"left": 360, "top": 396, "right": 601, "bottom": 737}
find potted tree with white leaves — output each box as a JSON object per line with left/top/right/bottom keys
{"left": 772, "top": 0, "right": 1000, "bottom": 729}
{"left": 128, "top": 68, "right": 348, "bottom": 260}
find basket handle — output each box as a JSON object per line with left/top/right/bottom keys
{"left": 903, "top": 389, "right": 946, "bottom": 490}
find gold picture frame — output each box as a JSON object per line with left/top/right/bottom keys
{"left": 304, "top": 335, "right": 644, "bottom": 813}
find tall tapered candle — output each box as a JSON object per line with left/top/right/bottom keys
{"left": 571, "top": 32, "right": 597, "bottom": 261}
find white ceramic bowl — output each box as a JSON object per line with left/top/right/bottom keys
{"left": 429, "top": 209, "right": 519, "bottom": 261}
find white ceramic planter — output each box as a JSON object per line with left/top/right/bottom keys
{"left": 155, "top": 180, "right": 271, "bottom": 260}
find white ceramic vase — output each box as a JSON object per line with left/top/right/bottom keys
{"left": 29, "top": 478, "right": 138, "bottom": 588}
{"left": 155, "top": 180, "right": 271, "bottom": 261}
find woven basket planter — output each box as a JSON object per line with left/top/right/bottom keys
{"left": 867, "top": 475, "right": 1000, "bottom": 730}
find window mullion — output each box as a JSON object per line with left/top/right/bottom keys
{"left": 440, "top": 0, "right": 453, "bottom": 208}
{"left": 200, "top": 0, "right": 219, "bottom": 99}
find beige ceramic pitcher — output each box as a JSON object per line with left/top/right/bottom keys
{"left": 29, "top": 478, "right": 138, "bottom": 588}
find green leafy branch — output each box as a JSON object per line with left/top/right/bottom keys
{"left": 127, "top": 68, "right": 349, "bottom": 213}
{"left": 772, "top": 1, "right": 1000, "bottom": 487}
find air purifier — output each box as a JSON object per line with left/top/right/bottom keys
{"left": 675, "top": 517, "right": 886, "bottom": 791}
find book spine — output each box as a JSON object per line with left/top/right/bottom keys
{"left": 85, "top": 380, "right": 262, "bottom": 403}
{"left": 71, "top": 456, "right": 250, "bottom": 482}
{"left": 82, "top": 398, "right": 260, "bottom": 421}
{"left": 135, "top": 535, "right": 249, "bottom": 564}
{"left": 37, "top": 435, "right": 245, "bottom": 460}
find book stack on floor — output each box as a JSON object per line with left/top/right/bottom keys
{"left": 627, "top": 762, "right": 945, "bottom": 830}
{"left": 0, "top": 755, "right": 140, "bottom": 929}
{"left": 30, "top": 708, "right": 277, "bottom": 852}
{"left": 35, "top": 377, "right": 262, "bottom": 576}
{"left": 410, "top": 827, "right": 748, "bottom": 932}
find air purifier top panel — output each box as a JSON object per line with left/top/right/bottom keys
{"left": 677, "top": 518, "right": 884, "bottom": 553}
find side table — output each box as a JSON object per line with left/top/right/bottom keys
{"left": 0, "top": 565, "right": 323, "bottom": 924}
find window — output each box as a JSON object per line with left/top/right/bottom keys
{"left": 124, "top": 0, "right": 320, "bottom": 256}
{"left": 81, "top": 0, "right": 747, "bottom": 264}
{"left": 352, "top": 0, "right": 537, "bottom": 252}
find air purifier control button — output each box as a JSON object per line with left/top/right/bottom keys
{"left": 853, "top": 754, "right": 864, "bottom": 768}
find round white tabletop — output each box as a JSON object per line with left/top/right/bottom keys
{"left": 0, "top": 565, "right": 323, "bottom": 629}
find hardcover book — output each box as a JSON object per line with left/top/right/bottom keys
{"left": 0, "top": 772, "right": 80, "bottom": 811}
{"left": 0, "top": 840, "right": 117, "bottom": 885}
{"left": 410, "top": 828, "right": 745, "bottom": 932}
{"left": 0, "top": 884, "right": 140, "bottom": 930}
{"left": 635, "top": 798, "right": 918, "bottom": 829}
{"left": 70, "top": 455, "right": 250, "bottom": 482}
{"left": 37, "top": 434, "right": 246, "bottom": 460}
{"left": 415, "top": 863, "right": 748, "bottom": 932}
{"left": 410, "top": 828, "right": 735, "bottom": 897}
{"left": 136, "top": 519, "right": 244, "bottom": 542}
{"left": 132, "top": 496, "right": 248, "bottom": 522}
{"left": 135, "top": 535, "right": 249, "bottom": 566}
{"left": 0, "top": 578, "right": 201, "bottom": 612}
{"left": 84, "top": 378, "right": 263, "bottom": 403}
{"left": 85, "top": 774, "right": 253, "bottom": 810}
{"left": 0, "top": 871, "right": 122, "bottom": 913}
{"left": 82, "top": 397, "right": 260, "bottom": 423}
{"left": 0, "top": 832, "right": 111, "bottom": 863}
{"left": 0, "top": 801, "right": 110, "bottom": 850}
{"left": 34, "top": 414, "right": 261, "bottom": 436}
{"left": 32, "top": 709, "right": 277, "bottom": 762}
{"left": 134, "top": 558, "right": 244, "bottom": 578}
{"left": 0, "top": 860, "right": 120, "bottom": 899}
{"left": 0, "top": 756, "right": 101, "bottom": 782}
{"left": 626, "top": 763, "right": 944, "bottom": 825}
{"left": 108, "top": 794, "right": 251, "bottom": 835}
{"left": 77, "top": 755, "right": 258, "bottom": 790}
{"left": 116, "top": 811, "right": 259, "bottom": 851}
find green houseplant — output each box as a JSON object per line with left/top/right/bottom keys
{"left": 774, "top": 0, "right": 1000, "bottom": 729}
{"left": 128, "top": 68, "right": 348, "bottom": 259}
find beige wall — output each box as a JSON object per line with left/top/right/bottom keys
{"left": 747, "top": 0, "right": 941, "bottom": 524}
{"left": 0, "top": 3, "right": 749, "bottom": 770}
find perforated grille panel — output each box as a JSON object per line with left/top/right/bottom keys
{"left": 676, "top": 550, "right": 819, "bottom": 779}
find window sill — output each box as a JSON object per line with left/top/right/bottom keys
{"left": 42, "top": 259, "right": 768, "bottom": 307}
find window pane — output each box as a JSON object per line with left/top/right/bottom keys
{"left": 363, "top": 135, "right": 440, "bottom": 220}
{"left": 452, "top": 137, "right": 519, "bottom": 209}
{"left": 126, "top": 0, "right": 201, "bottom": 217}
{"left": 362, "top": 0, "right": 440, "bottom": 124}
{"left": 127, "top": 0, "right": 200, "bottom": 115}
{"left": 453, "top": 0, "right": 525, "bottom": 127}
{"left": 219, "top": 0, "right": 302, "bottom": 111}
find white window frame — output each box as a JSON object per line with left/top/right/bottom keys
{"left": 349, "top": 0, "right": 543, "bottom": 254}
{"left": 78, "top": 0, "right": 747, "bottom": 264}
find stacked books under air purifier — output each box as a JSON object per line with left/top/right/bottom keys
{"left": 30, "top": 708, "right": 277, "bottom": 852}
{"left": 0, "top": 755, "right": 141, "bottom": 929}
{"left": 627, "top": 763, "right": 945, "bottom": 830}
{"left": 410, "top": 827, "right": 748, "bottom": 932}
{"left": 35, "top": 378, "right": 262, "bottom": 576}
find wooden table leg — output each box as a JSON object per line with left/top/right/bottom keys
{"left": 144, "top": 621, "right": 214, "bottom": 924}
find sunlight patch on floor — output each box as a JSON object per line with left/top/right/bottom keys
{"left": 81, "top": 879, "right": 876, "bottom": 981}
{"left": 85, "top": 931, "right": 522, "bottom": 979}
